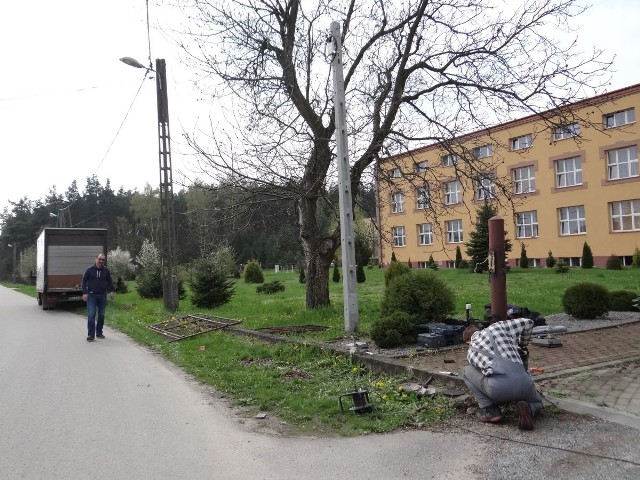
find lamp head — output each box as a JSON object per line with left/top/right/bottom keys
{"left": 120, "top": 57, "right": 148, "bottom": 70}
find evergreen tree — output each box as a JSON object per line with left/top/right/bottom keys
{"left": 455, "top": 246, "right": 462, "bottom": 268}
{"left": 407, "top": 257, "right": 412, "bottom": 268}
{"left": 190, "top": 258, "right": 235, "bottom": 308}
{"left": 356, "top": 264, "right": 366, "bottom": 283}
{"left": 332, "top": 263, "right": 340, "bottom": 283}
{"left": 299, "top": 265, "right": 306, "bottom": 283}
{"left": 465, "top": 204, "right": 512, "bottom": 273}
{"left": 391, "top": 251, "right": 397, "bottom": 262}
{"left": 581, "top": 242, "right": 594, "bottom": 268}
{"left": 546, "top": 250, "right": 556, "bottom": 268}
{"left": 520, "top": 244, "right": 529, "bottom": 268}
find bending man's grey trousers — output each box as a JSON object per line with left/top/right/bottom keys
{"left": 463, "top": 360, "right": 544, "bottom": 415}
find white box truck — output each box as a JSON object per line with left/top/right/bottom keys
{"left": 36, "top": 228, "right": 108, "bottom": 310}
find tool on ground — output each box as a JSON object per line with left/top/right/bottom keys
{"left": 531, "top": 334, "right": 563, "bottom": 347}
{"left": 339, "top": 389, "right": 374, "bottom": 414}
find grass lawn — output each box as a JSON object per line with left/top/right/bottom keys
{"left": 4, "top": 266, "right": 638, "bottom": 435}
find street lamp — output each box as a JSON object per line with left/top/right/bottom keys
{"left": 120, "top": 56, "right": 179, "bottom": 311}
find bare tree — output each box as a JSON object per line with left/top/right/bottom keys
{"left": 171, "top": 0, "right": 610, "bottom": 309}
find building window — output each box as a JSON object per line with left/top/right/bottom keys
{"left": 604, "top": 108, "right": 635, "bottom": 128}
{"left": 414, "top": 161, "right": 428, "bottom": 173}
{"left": 441, "top": 154, "right": 458, "bottom": 166}
{"left": 416, "top": 187, "right": 430, "bottom": 209}
{"left": 444, "top": 180, "right": 461, "bottom": 205}
{"left": 391, "top": 192, "right": 404, "bottom": 213}
{"left": 418, "top": 223, "right": 433, "bottom": 245}
{"left": 446, "top": 219, "right": 463, "bottom": 243}
{"left": 560, "top": 257, "right": 582, "bottom": 267}
{"left": 513, "top": 165, "right": 536, "bottom": 194}
{"left": 610, "top": 199, "right": 640, "bottom": 232}
{"left": 392, "top": 226, "right": 406, "bottom": 247}
{"left": 475, "top": 175, "right": 496, "bottom": 201}
{"left": 559, "top": 206, "right": 586, "bottom": 235}
{"left": 391, "top": 167, "right": 401, "bottom": 178}
{"left": 511, "top": 134, "right": 532, "bottom": 150}
{"left": 516, "top": 211, "right": 538, "bottom": 238}
{"left": 555, "top": 157, "right": 583, "bottom": 188}
{"left": 473, "top": 145, "right": 493, "bottom": 159}
{"left": 553, "top": 123, "right": 580, "bottom": 141}
{"left": 607, "top": 146, "right": 638, "bottom": 180}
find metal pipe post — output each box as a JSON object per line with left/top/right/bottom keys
{"left": 488, "top": 216, "right": 507, "bottom": 322}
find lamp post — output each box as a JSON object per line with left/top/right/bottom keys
{"left": 120, "top": 56, "right": 179, "bottom": 311}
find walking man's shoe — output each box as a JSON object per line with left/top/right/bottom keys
{"left": 96, "top": 334, "right": 105, "bottom": 339}
{"left": 478, "top": 405, "right": 504, "bottom": 423}
{"left": 517, "top": 401, "right": 534, "bottom": 430}
{"left": 86, "top": 336, "right": 95, "bottom": 342}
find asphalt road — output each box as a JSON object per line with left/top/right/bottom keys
{"left": 2, "top": 285, "right": 640, "bottom": 480}
{"left": 0, "top": 286, "right": 479, "bottom": 479}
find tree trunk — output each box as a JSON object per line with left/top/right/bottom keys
{"left": 304, "top": 241, "right": 334, "bottom": 309}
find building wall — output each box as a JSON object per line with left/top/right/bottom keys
{"left": 377, "top": 84, "right": 640, "bottom": 268}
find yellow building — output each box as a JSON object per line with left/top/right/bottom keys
{"left": 376, "top": 83, "right": 640, "bottom": 268}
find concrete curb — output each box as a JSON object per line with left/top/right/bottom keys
{"left": 543, "top": 394, "right": 640, "bottom": 430}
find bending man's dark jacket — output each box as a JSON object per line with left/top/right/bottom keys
{"left": 81, "top": 265, "right": 114, "bottom": 295}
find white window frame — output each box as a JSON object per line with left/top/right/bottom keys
{"left": 391, "top": 191, "right": 405, "bottom": 213}
{"left": 516, "top": 211, "right": 539, "bottom": 238}
{"left": 416, "top": 187, "right": 430, "bottom": 209}
{"left": 441, "top": 154, "right": 458, "bottom": 166}
{"left": 511, "top": 134, "right": 532, "bottom": 151}
{"left": 444, "top": 180, "right": 461, "bottom": 205}
{"left": 391, "top": 167, "right": 401, "bottom": 178}
{"left": 414, "top": 161, "right": 428, "bottom": 173}
{"left": 473, "top": 145, "right": 493, "bottom": 159}
{"left": 475, "top": 175, "right": 496, "bottom": 201}
{"left": 418, "top": 223, "right": 433, "bottom": 245}
{"left": 610, "top": 199, "right": 640, "bottom": 232}
{"left": 513, "top": 165, "right": 536, "bottom": 194}
{"left": 607, "top": 146, "right": 638, "bottom": 180}
{"left": 446, "top": 219, "right": 463, "bottom": 243}
{"left": 392, "top": 226, "right": 406, "bottom": 247}
{"left": 604, "top": 108, "right": 635, "bottom": 128}
{"left": 559, "top": 206, "right": 586, "bottom": 235}
{"left": 556, "top": 157, "right": 583, "bottom": 188}
{"left": 553, "top": 123, "right": 580, "bottom": 141}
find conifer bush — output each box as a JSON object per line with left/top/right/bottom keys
{"left": 380, "top": 270, "right": 455, "bottom": 324}
{"left": 244, "top": 259, "right": 264, "bottom": 283}
{"left": 609, "top": 290, "right": 638, "bottom": 312}
{"left": 606, "top": 255, "right": 623, "bottom": 270}
{"left": 384, "top": 260, "right": 410, "bottom": 286}
{"left": 190, "top": 258, "right": 236, "bottom": 308}
{"left": 256, "top": 281, "right": 285, "bottom": 294}
{"left": 370, "top": 312, "right": 415, "bottom": 348}
{"left": 561, "top": 282, "right": 610, "bottom": 319}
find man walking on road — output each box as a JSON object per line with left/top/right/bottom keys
{"left": 81, "top": 253, "right": 114, "bottom": 342}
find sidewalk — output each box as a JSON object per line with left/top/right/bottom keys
{"left": 348, "top": 321, "right": 640, "bottom": 427}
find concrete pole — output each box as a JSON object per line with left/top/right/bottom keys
{"left": 331, "top": 21, "right": 359, "bottom": 332}
{"left": 488, "top": 216, "right": 507, "bottom": 322}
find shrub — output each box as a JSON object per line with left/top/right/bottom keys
{"left": 561, "top": 282, "right": 610, "bottom": 319}
{"left": 370, "top": 312, "right": 415, "bottom": 349}
{"left": 210, "top": 246, "right": 238, "bottom": 277}
{"left": 384, "top": 261, "right": 410, "bottom": 286}
{"left": 299, "top": 265, "right": 306, "bottom": 283}
{"left": 581, "top": 242, "right": 594, "bottom": 269}
{"left": 555, "top": 260, "right": 569, "bottom": 274}
{"left": 136, "top": 239, "right": 160, "bottom": 269}
{"left": 520, "top": 245, "right": 529, "bottom": 268}
{"left": 356, "top": 264, "right": 366, "bottom": 283}
{"left": 136, "top": 263, "right": 163, "bottom": 299}
{"left": 115, "top": 276, "right": 128, "bottom": 294}
{"left": 407, "top": 258, "right": 412, "bottom": 268}
{"left": 546, "top": 251, "right": 556, "bottom": 268}
{"left": 458, "top": 259, "right": 470, "bottom": 270}
{"left": 391, "top": 251, "right": 397, "bottom": 262}
{"left": 455, "top": 246, "right": 462, "bottom": 269}
{"left": 332, "top": 263, "right": 340, "bottom": 283}
{"left": 256, "top": 281, "right": 285, "bottom": 295}
{"left": 427, "top": 254, "right": 439, "bottom": 270}
{"left": 606, "top": 255, "right": 623, "bottom": 270}
{"left": 190, "top": 258, "right": 236, "bottom": 308}
{"left": 107, "top": 247, "right": 135, "bottom": 281}
{"left": 632, "top": 247, "right": 640, "bottom": 268}
{"left": 380, "top": 270, "right": 455, "bottom": 324}
{"left": 609, "top": 290, "right": 639, "bottom": 312}
{"left": 244, "top": 259, "right": 264, "bottom": 283}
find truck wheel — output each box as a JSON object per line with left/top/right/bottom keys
{"left": 37, "top": 293, "right": 42, "bottom": 306}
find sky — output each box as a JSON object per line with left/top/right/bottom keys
{"left": 0, "top": 0, "right": 639, "bottom": 217}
